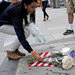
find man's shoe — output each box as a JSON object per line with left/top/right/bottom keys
{"left": 7, "top": 51, "right": 22, "bottom": 60}
{"left": 15, "top": 49, "right": 26, "bottom": 56}
{"left": 63, "top": 29, "right": 74, "bottom": 35}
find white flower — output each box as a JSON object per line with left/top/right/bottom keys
{"left": 62, "top": 55, "right": 73, "bottom": 70}
{"left": 61, "top": 47, "right": 72, "bottom": 56}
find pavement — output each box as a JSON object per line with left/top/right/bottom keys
{"left": 0, "top": 7, "right": 75, "bottom": 75}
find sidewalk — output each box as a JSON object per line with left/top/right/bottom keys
{"left": 0, "top": 7, "right": 75, "bottom": 75}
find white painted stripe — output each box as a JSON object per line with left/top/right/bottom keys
{"left": 31, "top": 62, "right": 38, "bottom": 66}
{"left": 51, "top": 65, "right": 54, "bottom": 67}
{"left": 46, "top": 52, "right": 52, "bottom": 57}
{"left": 37, "top": 63, "right": 43, "bottom": 66}
{"left": 44, "top": 63, "right": 49, "bottom": 66}
{"left": 40, "top": 52, "right": 46, "bottom": 57}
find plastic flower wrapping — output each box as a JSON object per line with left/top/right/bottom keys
{"left": 26, "top": 23, "right": 50, "bottom": 44}
{"left": 27, "top": 47, "right": 75, "bottom": 70}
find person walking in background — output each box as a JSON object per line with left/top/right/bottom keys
{"left": 37, "top": 0, "right": 49, "bottom": 21}
{"left": 63, "top": 0, "right": 74, "bottom": 35}
{"left": 42, "top": 0, "right": 49, "bottom": 21}
{"left": 0, "top": 0, "right": 43, "bottom": 61}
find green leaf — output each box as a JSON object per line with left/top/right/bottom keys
{"left": 27, "top": 59, "right": 36, "bottom": 65}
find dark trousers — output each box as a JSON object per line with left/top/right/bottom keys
{"left": 42, "top": 1, "right": 48, "bottom": 19}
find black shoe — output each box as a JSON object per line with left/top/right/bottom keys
{"left": 63, "top": 29, "right": 74, "bottom": 35}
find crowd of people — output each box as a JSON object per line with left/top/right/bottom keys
{"left": 0, "top": 0, "right": 75, "bottom": 61}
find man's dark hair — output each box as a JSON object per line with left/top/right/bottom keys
{"left": 22, "top": 0, "right": 37, "bottom": 5}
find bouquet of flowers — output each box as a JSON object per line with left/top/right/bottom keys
{"left": 27, "top": 47, "right": 75, "bottom": 70}
{"left": 43, "top": 47, "right": 75, "bottom": 70}
{"left": 43, "top": 55, "right": 73, "bottom": 70}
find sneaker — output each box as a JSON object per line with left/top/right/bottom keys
{"left": 63, "top": 29, "right": 74, "bottom": 35}
{"left": 15, "top": 49, "right": 26, "bottom": 56}
{"left": 7, "top": 51, "right": 22, "bottom": 60}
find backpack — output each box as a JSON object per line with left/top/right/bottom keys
{"left": 0, "top": 1, "right": 11, "bottom": 14}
